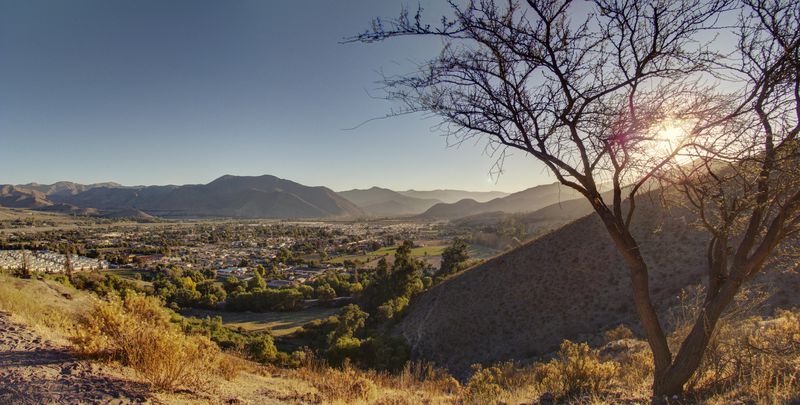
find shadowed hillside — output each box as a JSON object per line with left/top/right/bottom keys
{"left": 397, "top": 198, "right": 800, "bottom": 377}
{"left": 419, "top": 182, "right": 584, "bottom": 220}
{"left": 399, "top": 189, "right": 509, "bottom": 204}
{"left": 339, "top": 187, "right": 441, "bottom": 216}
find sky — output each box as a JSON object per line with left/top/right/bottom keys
{"left": 0, "top": 0, "right": 552, "bottom": 192}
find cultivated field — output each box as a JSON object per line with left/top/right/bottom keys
{"left": 183, "top": 307, "right": 341, "bottom": 336}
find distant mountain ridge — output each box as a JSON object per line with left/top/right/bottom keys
{"left": 339, "top": 187, "right": 442, "bottom": 217}
{"left": 0, "top": 176, "right": 364, "bottom": 219}
{"left": 419, "top": 182, "right": 584, "bottom": 219}
{"left": 20, "top": 181, "right": 124, "bottom": 197}
{"left": 1, "top": 177, "right": 524, "bottom": 219}
{"left": 399, "top": 189, "right": 509, "bottom": 204}
{"left": 52, "top": 175, "right": 364, "bottom": 219}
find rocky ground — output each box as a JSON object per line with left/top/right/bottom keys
{"left": 0, "top": 311, "right": 150, "bottom": 404}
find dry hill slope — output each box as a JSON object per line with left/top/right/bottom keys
{"left": 0, "top": 312, "right": 149, "bottom": 403}
{"left": 396, "top": 198, "right": 800, "bottom": 377}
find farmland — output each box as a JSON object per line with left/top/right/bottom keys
{"left": 183, "top": 307, "right": 341, "bottom": 336}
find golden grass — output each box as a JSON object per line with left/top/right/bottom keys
{"left": 0, "top": 273, "right": 83, "bottom": 342}
{"left": 71, "top": 292, "right": 230, "bottom": 392}
{"left": 1, "top": 272, "right": 797, "bottom": 404}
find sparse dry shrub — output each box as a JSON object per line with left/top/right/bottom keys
{"left": 305, "top": 362, "right": 378, "bottom": 403}
{"left": 601, "top": 339, "right": 654, "bottom": 393}
{"left": 463, "top": 364, "right": 505, "bottom": 404}
{"left": 461, "top": 361, "right": 536, "bottom": 404}
{"left": 667, "top": 286, "right": 799, "bottom": 402}
{"left": 603, "top": 324, "right": 634, "bottom": 343}
{"left": 534, "top": 340, "right": 618, "bottom": 398}
{"left": 395, "top": 361, "right": 461, "bottom": 395}
{"left": 688, "top": 309, "right": 800, "bottom": 402}
{"left": 71, "top": 292, "right": 223, "bottom": 392}
{"left": 218, "top": 353, "right": 249, "bottom": 381}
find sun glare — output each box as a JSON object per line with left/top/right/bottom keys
{"left": 656, "top": 120, "right": 690, "bottom": 147}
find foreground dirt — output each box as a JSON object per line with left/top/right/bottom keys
{"left": 0, "top": 311, "right": 150, "bottom": 404}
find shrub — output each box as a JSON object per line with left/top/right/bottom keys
{"left": 688, "top": 308, "right": 800, "bottom": 402}
{"left": 71, "top": 292, "right": 223, "bottom": 391}
{"left": 246, "top": 335, "right": 278, "bottom": 363}
{"left": 305, "top": 364, "right": 378, "bottom": 403}
{"left": 534, "top": 340, "right": 617, "bottom": 398}
{"left": 463, "top": 365, "right": 505, "bottom": 404}
{"left": 603, "top": 324, "right": 634, "bottom": 343}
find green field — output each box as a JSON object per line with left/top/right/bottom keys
{"left": 183, "top": 307, "right": 341, "bottom": 336}
{"left": 326, "top": 243, "right": 447, "bottom": 264}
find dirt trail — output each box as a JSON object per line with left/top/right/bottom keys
{"left": 0, "top": 311, "right": 149, "bottom": 404}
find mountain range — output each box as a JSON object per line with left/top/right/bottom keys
{"left": 0, "top": 176, "right": 363, "bottom": 219}
{"left": 0, "top": 175, "right": 587, "bottom": 220}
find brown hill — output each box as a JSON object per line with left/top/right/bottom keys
{"left": 0, "top": 185, "right": 53, "bottom": 209}
{"left": 19, "top": 181, "right": 123, "bottom": 197}
{"left": 53, "top": 175, "right": 365, "bottom": 219}
{"left": 396, "top": 198, "right": 800, "bottom": 377}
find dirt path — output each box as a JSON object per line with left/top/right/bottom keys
{"left": 0, "top": 311, "right": 150, "bottom": 404}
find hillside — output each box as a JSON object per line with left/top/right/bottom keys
{"left": 397, "top": 198, "right": 800, "bottom": 377}
{"left": 399, "top": 189, "right": 509, "bottom": 204}
{"left": 0, "top": 185, "right": 53, "bottom": 209}
{"left": 0, "top": 275, "right": 459, "bottom": 404}
{"left": 18, "top": 181, "right": 123, "bottom": 197}
{"left": 419, "top": 182, "right": 584, "bottom": 220}
{"left": 339, "top": 187, "right": 441, "bottom": 216}
{"left": 52, "top": 175, "right": 365, "bottom": 219}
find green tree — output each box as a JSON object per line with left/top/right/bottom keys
{"left": 247, "top": 272, "right": 266, "bottom": 291}
{"left": 316, "top": 284, "right": 337, "bottom": 302}
{"left": 438, "top": 238, "right": 469, "bottom": 277}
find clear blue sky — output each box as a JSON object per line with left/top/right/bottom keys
{"left": 0, "top": 0, "right": 551, "bottom": 192}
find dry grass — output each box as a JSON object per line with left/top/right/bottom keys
{"left": 2, "top": 272, "right": 797, "bottom": 404}
{"left": 683, "top": 309, "right": 800, "bottom": 404}
{"left": 0, "top": 273, "right": 84, "bottom": 342}
{"left": 277, "top": 356, "right": 460, "bottom": 404}
{"left": 71, "top": 292, "right": 228, "bottom": 392}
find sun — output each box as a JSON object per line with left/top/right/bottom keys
{"left": 655, "top": 119, "right": 689, "bottom": 147}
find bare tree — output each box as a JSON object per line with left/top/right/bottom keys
{"left": 660, "top": 0, "right": 800, "bottom": 392}
{"left": 349, "top": 0, "right": 796, "bottom": 396}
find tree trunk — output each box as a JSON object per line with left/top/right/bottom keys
{"left": 592, "top": 203, "right": 674, "bottom": 390}
{"left": 652, "top": 270, "right": 743, "bottom": 396}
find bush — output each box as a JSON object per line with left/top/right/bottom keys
{"left": 603, "top": 324, "right": 634, "bottom": 343}
{"left": 305, "top": 364, "right": 378, "bottom": 403}
{"left": 71, "top": 292, "right": 223, "bottom": 391}
{"left": 247, "top": 335, "right": 278, "bottom": 363}
{"left": 463, "top": 365, "right": 505, "bottom": 404}
{"left": 688, "top": 308, "right": 800, "bottom": 402}
{"left": 534, "top": 340, "right": 617, "bottom": 398}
